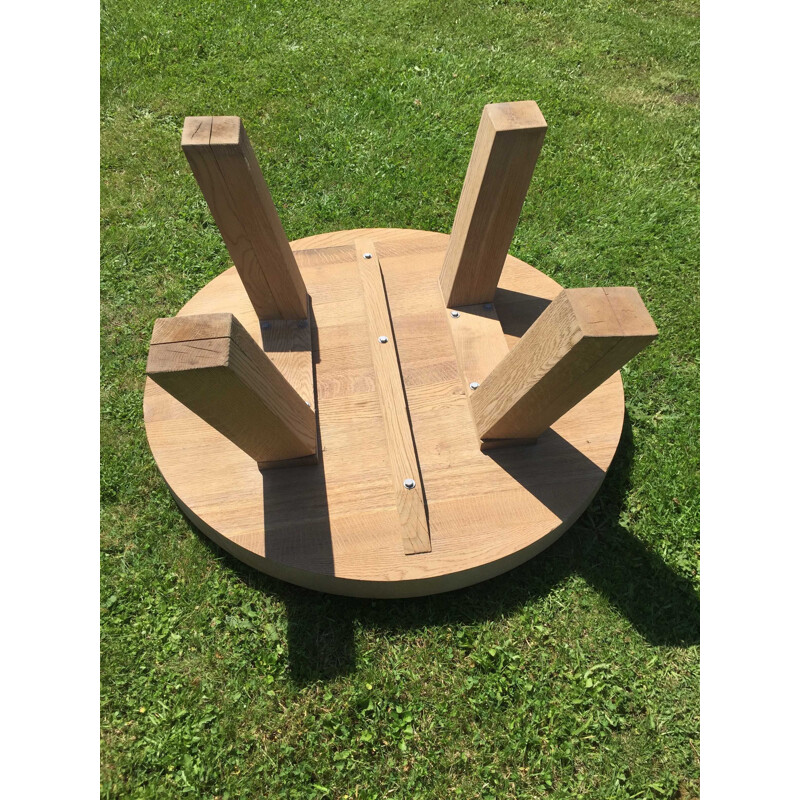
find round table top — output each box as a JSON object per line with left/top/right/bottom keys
{"left": 143, "top": 228, "right": 624, "bottom": 597}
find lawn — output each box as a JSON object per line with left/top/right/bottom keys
{"left": 100, "top": 0, "right": 699, "bottom": 797}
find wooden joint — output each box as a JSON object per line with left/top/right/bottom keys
{"left": 182, "top": 116, "right": 308, "bottom": 321}
{"left": 440, "top": 101, "right": 547, "bottom": 307}
{"left": 147, "top": 312, "right": 317, "bottom": 468}
{"left": 471, "top": 287, "right": 657, "bottom": 442}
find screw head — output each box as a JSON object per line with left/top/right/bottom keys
{"left": 363, "top": 252, "right": 372, "bottom": 259}
{"left": 469, "top": 381, "right": 480, "bottom": 390}
{"left": 483, "top": 303, "right": 493, "bottom": 310}
{"left": 297, "top": 320, "right": 308, "bottom": 329}
{"left": 403, "top": 478, "right": 416, "bottom": 489}
{"left": 260, "top": 321, "right": 272, "bottom": 329}
{"left": 450, "top": 310, "right": 460, "bottom": 318}
{"left": 378, "top": 335, "right": 389, "bottom": 343}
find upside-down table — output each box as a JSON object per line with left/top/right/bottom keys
{"left": 143, "top": 102, "right": 657, "bottom": 597}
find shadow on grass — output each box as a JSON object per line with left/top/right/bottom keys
{"left": 191, "top": 414, "right": 698, "bottom": 684}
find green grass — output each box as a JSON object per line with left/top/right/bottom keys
{"left": 100, "top": 0, "right": 699, "bottom": 796}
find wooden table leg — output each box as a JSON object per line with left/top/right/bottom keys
{"left": 147, "top": 312, "right": 317, "bottom": 468}
{"left": 472, "top": 287, "right": 657, "bottom": 442}
{"left": 182, "top": 116, "right": 308, "bottom": 321}
{"left": 439, "top": 101, "right": 547, "bottom": 307}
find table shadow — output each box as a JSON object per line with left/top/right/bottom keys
{"left": 191, "top": 412, "right": 698, "bottom": 686}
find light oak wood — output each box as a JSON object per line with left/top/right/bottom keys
{"left": 182, "top": 116, "right": 308, "bottom": 320}
{"left": 439, "top": 102, "right": 547, "bottom": 307}
{"left": 144, "top": 229, "right": 631, "bottom": 597}
{"left": 259, "top": 309, "right": 316, "bottom": 413}
{"left": 355, "top": 238, "right": 430, "bottom": 555}
{"left": 445, "top": 301, "right": 511, "bottom": 448}
{"left": 472, "top": 287, "right": 657, "bottom": 441}
{"left": 167, "top": 270, "right": 315, "bottom": 410}
{"left": 147, "top": 312, "right": 317, "bottom": 467}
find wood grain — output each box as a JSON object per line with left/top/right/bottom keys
{"left": 439, "top": 102, "right": 547, "bottom": 307}
{"left": 259, "top": 312, "right": 315, "bottom": 413}
{"left": 472, "top": 287, "right": 657, "bottom": 441}
{"left": 144, "top": 229, "right": 630, "bottom": 597}
{"left": 168, "top": 268, "right": 314, "bottom": 410}
{"left": 147, "top": 312, "right": 317, "bottom": 467}
{"left": 355, "top": 238, "right": 430, "bottom": 555}
{"left": 445, "top": 301, "right": 510, "bottom": 446}
{"left": 182, "top": 116, "right": 308, "bottom": 320}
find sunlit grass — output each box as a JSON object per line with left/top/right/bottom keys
{"left": 101, "top": 0, "right": 699, "bottom": 796}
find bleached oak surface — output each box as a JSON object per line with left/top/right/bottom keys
{"left": 143, "top": 228, "right": 625, "bottom": 597}
{"left": 147, "top": 313, "right": 317, "bottom": 468}
{"left": 182, "top": 116, "right": 308, "bottom": 320}
{"left": 439, "top": 102, "right": 547, "bottom": 307}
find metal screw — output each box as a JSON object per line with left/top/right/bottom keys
{"left": 450, "top": 310, "right": 460, "bottom": 318}
{"left": 297, "top": 320, "right": 308, "bottom": 329}
{"left": 260, "top": 321, "right": 272, "bottom": 329}
{"left": 363, "top": 252, "right": 372, "bottom": 259}
{"left": 378, "top": 335, "right": 388, "bottom": 343}
{"left": 469, "top": 381, "right": 480, "bottom": 390}
{"left": 483, "top": 303, "right": 493, "bottom": 310}
{"left": 403, "top": 478, "right": 416, "bottom": 489}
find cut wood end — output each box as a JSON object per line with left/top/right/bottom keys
{"left": 146, "top": 337, "right": 231, "bottom": 375}
{"left": 559, "top": 287, "right": 657, "bottom": 341}
{"left": 181, "top": 116, "right": 242, "bottom": 147}
{"left": 562, "top": 287, "right": 625, "bottom": 339}
{"left": 484, "top": 101, "right": 547, "bottom": 132}
{"left": 181, "top": 116, "right": 213, "bottom": 147}
{"left": 151, "top": 313, "right": 237, "bottom": 346}
{"left": 209, "top": 116, "right": 243, "bottom": 146}
{"left": 603, "top": 287, "right": 658, "bottom": 339}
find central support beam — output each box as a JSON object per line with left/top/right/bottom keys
{"left": 182, "top": 116, "right": 308, "bottom": 320}
{"left": 355, "top": 239, "right": 431, "bottom": 555}
{"left": 439, "top": 101, "right": 547, "bottom": 307}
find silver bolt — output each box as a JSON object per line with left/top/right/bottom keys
{"left": 450, "top": 310, "right": 460, "bottom": 318}
{"left": 483, "top": 303, "right": 493, "bottom": 310}
{"left": 403, "top": 478, "right": 416, "bottom": 489}
{"left": 260, "top": 321, "right": 272, "bottom": 329}
{"left": 363, "top": 252, "right": 372, "bottom": 259}
{"left": 378, "top": 335, "right": 388, "bottom": 343}
{"left": 297, "top": 320, "right": 308, "bottom": 329}
{"left": 306, "top": 401, "right": 311, "bottom": 406}
{"left": 469, "top": 381, "right": 480, "bottom": 390}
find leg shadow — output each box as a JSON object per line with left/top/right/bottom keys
{"left": 494, "top": 288, "right": 551, "bottom": 339}
{"left": 188, "top": 527, "right": 358, "bottom": 684}
{"left": 185, "top": 411, "right": 696, "bottom": 689}
{"left": 341, "top": 415, "right": 698, "bottom": 648}
{"left": 259, "top": 296, "right": 358, "bottom": 682}
{"left": 570, "top": 416, "right": 699, "bottom": 646}
{"left": 284, "top": 589, "right": 357, "bottom": 683}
